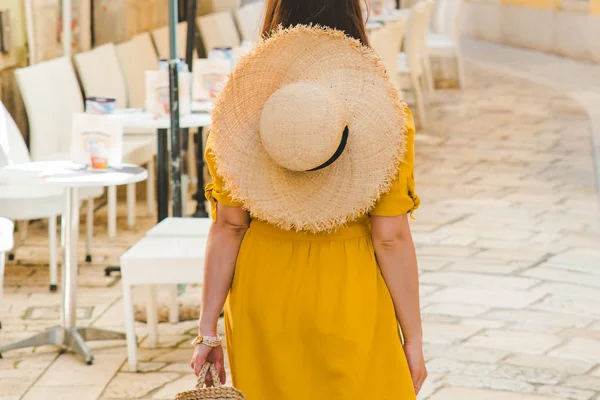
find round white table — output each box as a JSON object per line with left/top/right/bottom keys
{"left": 0, "top": 161, "right": 147, "bottom": 364}
{"left": 109, "top": 106, "right": 212, "bottom": 222}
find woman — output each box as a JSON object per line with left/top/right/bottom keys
{"left": 190, "top": 1, "right": 427, "bottom": 398}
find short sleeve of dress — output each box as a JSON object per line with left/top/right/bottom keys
{"left": 370, "top": 106, "right": 421, "bottom": 217}
{"left": 204, "top": 137, "right": 244, "bottom": 221}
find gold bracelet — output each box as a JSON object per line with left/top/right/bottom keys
{"left": 191, "top": 334, "right": 222, "bottom": 348}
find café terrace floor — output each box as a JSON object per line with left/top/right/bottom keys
{"left": 1, "top": 40, "right": 600, "bottom": 400}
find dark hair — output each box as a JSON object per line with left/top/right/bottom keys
{"left": 261, "top": 0, "right": 370, "bottom": 46}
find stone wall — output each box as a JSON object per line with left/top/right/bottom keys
{"left": 461, "top": 0, "right": 600, "bottom": 63}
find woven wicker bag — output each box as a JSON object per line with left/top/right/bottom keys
{"left": 174, "top": 363, "right": 246, "bottom": 400}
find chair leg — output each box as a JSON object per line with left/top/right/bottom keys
{"left": 146, "top": 158, "right": 156, "bottom": 216}
{"left": 423, "top": 55, "right": 435, "bottom": 96}
{"left": 122, "top": 281, "right": 139, "bottom": 372}
{"left": 168, "top": 285, "right": 179, "bottom": 324}
{"left": 146, "top": 285, "right": 159, "bottom": 348}
{"left": 18, "top": 220, "right": 28, "bottom": 243}
{"left": 60, "top": 214, "right": 65, "bottom": 249}
{"left": 8, "top": 219, "right": 18, "bottom": 260}
{"left": 108, "top": 186, "right": 117, "bottom": 240}
{"left": 455, "top": 53, "right": 466, "bottom": 90}
{"left": 86, "top": 200, "right": 93, "bottom": 263}
{"left": 0, "top": 252, "right": 5, "bottom": 329}
{"left": 48, "top": 216, "right": 58, "bottom": 292}
{"left": 411, "top": 73, "right": 427, "bottom": 129}
{"left": 181, "top": 175, "right": 190, "bottom": 217}
{"left": 126, "top": 183, "right": 136, "bottom": 229}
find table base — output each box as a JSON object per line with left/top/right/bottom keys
{"left": 0, "top": 327, "right": 126, "bottom": 365}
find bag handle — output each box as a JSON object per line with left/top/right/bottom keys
{"left": 196, "top": 363, "right": 223, "bottom": 389}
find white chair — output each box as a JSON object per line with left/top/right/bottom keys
{"left": 74, "top": 43, "right": 128, "bottom": 109}
{"left": 0, "top": 217, "right": 14, "bottom": 329}
{"left": 75, "top": 44, "right": 157, "bottom": 235}
{"left": 197, "top": 12, "right": 241, "bottom": 54}
{"left": 200, "top": 0, "right": 242, "bottom": 14}
{"left": 235, "top": 2, "right": 265, "bottom": 42}
{"left": 152, "top": 22, "right": 190, "bottom": 59}
{"left": 0, "top": 102, "right": 63, "bottom": 293}
{"left": 121, "top": 235, "right": 208, "bottom": 371}
{"left": 370, "top": 19, "right": 408, "bottom": 87}
{"left": 427, "top": 0, "right": 465, "bottom": 88}
{"left": 419, "top": 1, "right": 436, "bottom": 95}
{"left": 396, "top": 2, "right": 430, "bottom": 128}
{"left": 14, "top": 58, "right": 102, "bottom": 262}
{"left": 116, "top": 33, "right": 159, "bottom": 109}
{"left": 16, "top": 58, "right": 155, "bottom": 241}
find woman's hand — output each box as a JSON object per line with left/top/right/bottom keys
{"left": 404, "top": 341, "right": 427, "bottom": 395}
{"left": 190, "top": 345, "right": 226, "bottom": 386}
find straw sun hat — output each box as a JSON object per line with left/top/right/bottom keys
{"left": 210, "top": 25, "right": 409, "bottom": 233}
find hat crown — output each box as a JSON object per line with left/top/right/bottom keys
{"left": 259, "top": 82, "right": 348, "bottom": 172}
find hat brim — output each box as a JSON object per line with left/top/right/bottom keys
{"left": 210, "top": 25, "right": 408, "bottom": 233}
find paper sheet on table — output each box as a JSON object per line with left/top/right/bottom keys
{"left": 71, "top": 113, "right": 123, "bottom": 169}
{"left": 145, "top": 70, "right": 192, "bottom": 117}
{"left": 192, "top": 59, "right": 232, "bottom": 101}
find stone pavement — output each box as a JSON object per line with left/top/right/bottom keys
{"left": 1, "top": 43, "right": 600, "bottom": 399}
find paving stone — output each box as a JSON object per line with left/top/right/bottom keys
{"left": 522, "top": 267, "right": 600, "bottom": 289}
{"left": 419, "top": 271, "right": 539, "bottom": 290}
{"left": 531, "top": 295, "right": 600, "bottom": 319}
{"left": 161, "top": 363, "right": 194, "bottom": 373}
{"left": 120, "top": 361, "right": 167, "bottom": 373}
{"left": 461, "top": 318, "right": 507, "bottom": 329}
{"left": 483, "top": 309, "right": 593, "bottom": 329}
{"left": 443, "top": 374, "right": 536, "bottom": 394}
{"left": 492, "top": 364, "right": 565, "bottom": 385}
{"left": 101, "top": 372, "right": 180, "bottom": 398}
{"left": 22, "top": 385, "right": 106, "bottom": 400}
{"left": 563, "top": 376, "right": 600, "bottom": 392}
{"left": 423, "top": 322, "right": 482, "bottom": 344}
{"left": 422, "top": 303, "right": 489, "bottom": 318}
{"left": 424, "top": 344, "right": 509, "bottom": 364}
{"left": 536, "top": 385, "right": 596, "bottom": 400}
{"left": 151, "top": 375, "right": 200, "bottom": 399}
{"left": 464, "top": 330, "right": 562, "bottom": 355}
{"left": 503, "top": 354, "right": 594, "bottom": 375}
{"left": 34, "top": 353, "right": 124, "bottom": 387}
{"left": 426, "top": 288, "right": 545, "bottom": 309}
{"left": 426, "top": 358, "right": 497, "bottom": 376}
{"left": 549, "top": 338, "right": 600, "bottom": 364}
{"left": 153, "top": 348, "right": 194, "bottom": 363}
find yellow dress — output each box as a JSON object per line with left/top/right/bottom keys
{"left": 205, "top": 107, "right": 420, "bottom": 400}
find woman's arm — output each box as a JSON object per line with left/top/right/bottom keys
{"left": 199, "top": 204, "right": 250, "bottom": 336}
{"left": 371, "top": 213, "right": 427, "bottom": 393}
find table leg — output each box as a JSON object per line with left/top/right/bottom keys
{"left": 62, "top": 187, "right": 79, "bottom": 329}
{"left": 157, "top": 128, "right": 169, "bottom": 222}
{"left": 0, "top": 187, "right": 126, "bottom": 364}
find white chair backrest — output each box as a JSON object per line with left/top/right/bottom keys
{"left": 74, "top": 43, "right": 128, "bottom": 109}
{"left": 0, "top": 217, "right": 14, "bottom": 252}
{"left": 0, "top": 101, "right": 31, "bottom": 165}
{"left": 152, "top": 22, "right": 189, "bottom": 59}
{"left": 197, "top": 12, "right": 241, "bottom": 53}
{"left": 437, "top": 0, "right": 464, "bottom": 41}
{"left": 117, "top": 33, "right": 159, "bottom": 109}
{"left": 201, "top": 0, "right": 241, "bottom": 13}
{"left": 15, "top": 57, "right": 84, "bottom": 160}
{"left": 404, "top": 2, "right": 430, "bottom": 71}
{"left": 420, "top": 1, "right": 435, "bottom": 50}
{"left": 370, "top": 19, "right": 408, "bottom": 78}
{"left": 235, "top": 2, "right": 265, "bottom": 42}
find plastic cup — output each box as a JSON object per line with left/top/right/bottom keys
{"left": 85, "top": 97, "right": 117, "bottom": 114}
{"left": 87, "top": 138, "right": 109, "bottom": 170}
